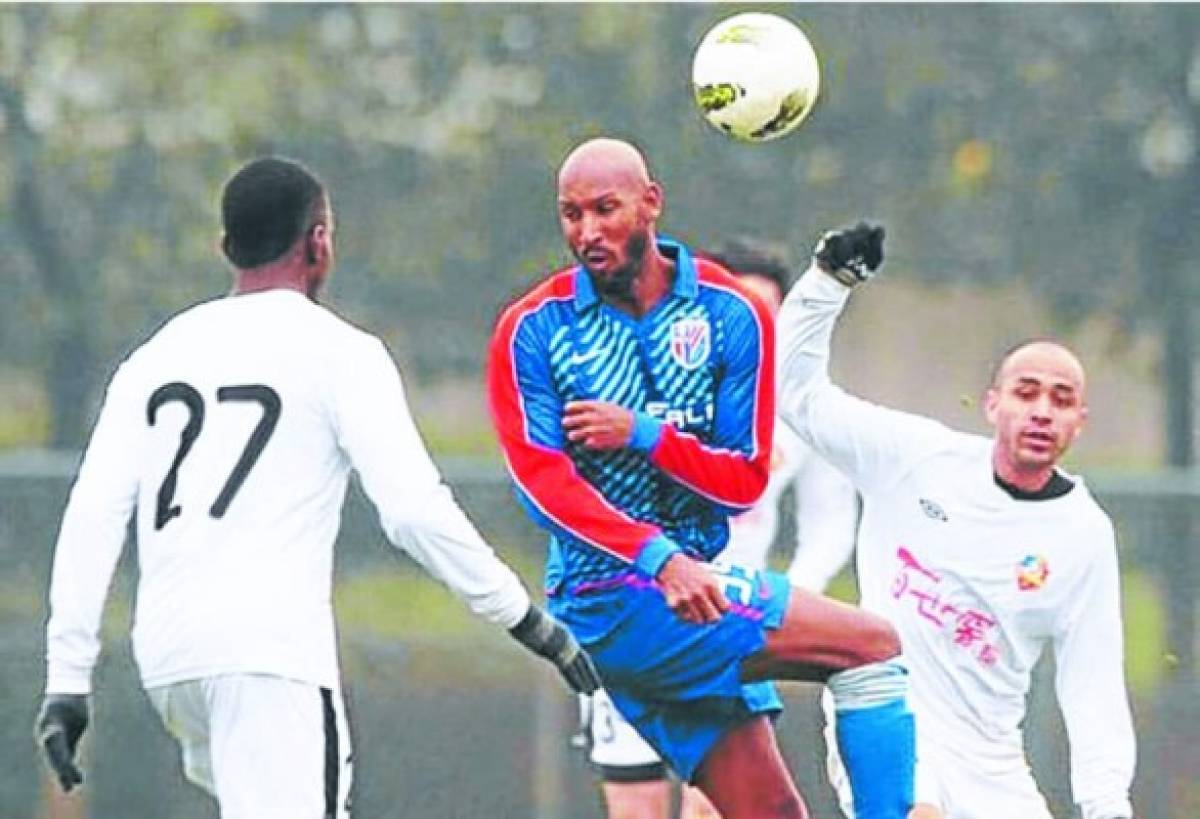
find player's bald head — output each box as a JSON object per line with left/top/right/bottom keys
{"left": 558, "top": 138, "right": 653, "bottom": 195}
{"left": 990, "top": 339, "right": 1087, "bottom": 395}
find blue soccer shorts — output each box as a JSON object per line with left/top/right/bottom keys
{"left": 550, "top": 562, "right": 792, "bottom": 781}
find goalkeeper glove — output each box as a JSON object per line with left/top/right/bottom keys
{"left": 35, "top": 693, "right": 88, "bottom": 792}
{"left": 509, "top": 604, "right": 602, "bottom": 695}
{"left": 813, "top": 222, "right": 886, "bottom": 287}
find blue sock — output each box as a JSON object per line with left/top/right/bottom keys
{"left": 828, "top": 661, "right": 915, "bottom": 819}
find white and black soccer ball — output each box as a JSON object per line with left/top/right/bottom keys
{"left": 691, "top": 12, "right": 821, "bottom": 143}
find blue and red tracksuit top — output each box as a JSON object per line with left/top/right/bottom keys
{"left": 487, "top": 237, "right": 775, "bottom": 596}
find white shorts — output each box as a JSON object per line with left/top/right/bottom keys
{"left": 147, "top": 674, "right": 354, "bottom": 819}
{"left": 582, "top": 689, "right": 667, "bottom": 782}
{"left": 822, "top": 691, "right": 1052, "bottom": 819}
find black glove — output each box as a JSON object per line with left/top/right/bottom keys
{"left": 813, "top": 222, "right": 886, "bottom": 287}
{"left": 509, "top": 604, "right": 602, "bottom": 695}
{"left": 35, "top": 693, "right": 89, "bottom": 793}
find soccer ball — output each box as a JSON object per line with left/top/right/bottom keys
{"left": 692, "top": 12, "right": 821, "bottom": 143}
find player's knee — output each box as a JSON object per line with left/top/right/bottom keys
{"left": 718, "top": 789, "right": 805, "bottom": 819}
{"left": 852, "top": 612, "right": 901, "bottom": 666}
{"left": 908, "top": 804, "right": 944, "bottom": 819}
{"left": 758, "top": 791, "right": 808, "bottom": 819}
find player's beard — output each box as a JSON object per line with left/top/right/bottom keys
{"left": 587, "top": 231, "right": 649, "bottom": 302}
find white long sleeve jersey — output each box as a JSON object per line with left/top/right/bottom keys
{"left": 776, "top": 268, "right": 1135, "bottom": 819}
{"left": 46, "top": 289, "right": 530, "bottom": 694}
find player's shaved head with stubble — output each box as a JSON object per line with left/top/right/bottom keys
{"left": 990, "top": 339, "right": 1088, "bottom": 395}
{"left": 557, "top": 137, "right": 654, "bottom": 193}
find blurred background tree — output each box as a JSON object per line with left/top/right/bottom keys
{"left": 1, "top": 3, "right": 1196, "bottom": 461}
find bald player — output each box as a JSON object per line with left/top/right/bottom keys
{"left": 776, "top": 223, "right": 1136, "bottom": 819}
{"left": 487, "top": 138, "right": 916, "bottom": 819}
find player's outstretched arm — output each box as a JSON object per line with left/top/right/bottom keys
{"left": 34, "top": 693, "right": 88, "bottom": 792}
{"left": 508, "top": 604, "right": 602, "bottom": 694}
{"left": 776, "top": 221, "right": 884, "bottom": 403}
{"left": 777, "top": 223, "right": 954, "bottom": 496}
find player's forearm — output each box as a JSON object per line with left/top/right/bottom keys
{"left": 44, "top": 372, "right": 139, "bottom": 694}
{"left": 385, "top": 483, "right": 532, "bottom": 628}
{"left": 641, "top": 425, "right": 771, "bottom": 512}
{"left": 1067, "top": 702, "right": 1135, "bottom": 819}
{"left": 776, "top": 263, "right": 850, "bottom": 413}
{"left": 1060, "top": 674, "right": 1136, "bottom": 817}
{"left": 502, "top": 445, "right": 679, "bottom": 575}
{"left": 1057, "top": 553, "right": 1136, "bottom": 819}
{"left": 45, "top": 500, "right": 131, "bottom": 694}
{"left": 1078, "top": 794, "right": 1134, "bottom": 819}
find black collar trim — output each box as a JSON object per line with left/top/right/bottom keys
{"left": 993, "top": 471, "right": 1075, "bottom": 501}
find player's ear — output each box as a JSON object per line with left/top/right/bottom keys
{"left": 983, "top": 387, "right": 999, "bottom": 425}
{"left": 644, "top": 181, "right": 664, "bottom": 219}
{"left": 1073, "top": 403, "right": 1089, "bottom": 437}
{"left": 306, "top": 223, "right": 329, "bottom": 266}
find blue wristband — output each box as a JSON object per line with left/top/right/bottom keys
{"left": 633, "top": 534, "right": 681, "bottom": 579}
{"left": 629, "top": 412, "right": 664, "bottom": 452}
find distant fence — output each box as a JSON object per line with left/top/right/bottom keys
{"left": 0, "top": 451, "right": 1195, "bottom": 818}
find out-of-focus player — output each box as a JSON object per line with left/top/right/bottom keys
{"left": 577, "top": 239, "right": 860, "bottom": 819}
{"left": 488, "top": 137, "right": 914, "bottom": 819}
{"left": 776, "top": 223, "right": 1137, "bottom": 819}
{"left": 33, "top": 157, "right": 599, "bottom": 818}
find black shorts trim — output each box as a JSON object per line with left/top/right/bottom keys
{"left": 597, "top": 761, "right": 669, "bottom": 783}
{"left": 320, "top": 687, "right": 339, "bottom": 818}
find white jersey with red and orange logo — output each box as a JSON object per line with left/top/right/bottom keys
{"left": 777, "top": 267, "right": 1135, "bottom": 819}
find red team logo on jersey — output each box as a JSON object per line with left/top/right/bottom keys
{"left": 669, "top": 318, "right": 711, "bottom": 370}
{"left": 1016, "top": 554, "right": 1050, "bottom": 590}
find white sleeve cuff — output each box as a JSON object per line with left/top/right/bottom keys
{"left": 1079, "top": 795, "right": 1133, "bottom": 819}
{"left": 45, "top": 664, "right": 92, "bottom": 696}
{"left": 795, "top": 262, "right": 854, "bottom": 302}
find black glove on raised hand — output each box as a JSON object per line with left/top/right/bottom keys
{"left": 35, "top": 693, "right": 89, "bottom": 793}
{"left": 813, "top": 222, "right": 886, "bottom": 287}
{"left": 509, "top": 604, "right": 602, "bottom": 694}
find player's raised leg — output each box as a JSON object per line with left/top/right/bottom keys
{"left": 742, "top": 587, "right": 915, "bottom": 819}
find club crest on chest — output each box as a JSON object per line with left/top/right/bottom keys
{"left": 1016, "top": 554, "right": 1050, "bottom": 591}
{"left": 669, "top": 318, "right": 711, "bottom": 370}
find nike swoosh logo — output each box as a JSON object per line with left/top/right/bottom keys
{"left": 570, "top": 348, "right": 605, "bottom": 366}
